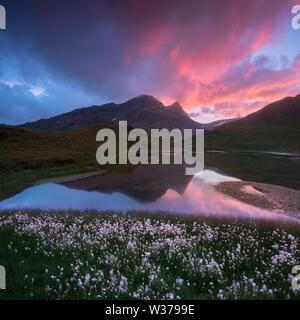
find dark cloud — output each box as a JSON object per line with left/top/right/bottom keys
{"left": 0, "top": 0, "right": 298, "bottom": 123}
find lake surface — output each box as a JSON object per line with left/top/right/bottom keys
{"left": 0, "top": 162, "right": 296, "bottom": 222}
{"left": 205, "top": 152, "right": 300, "bottom": 190}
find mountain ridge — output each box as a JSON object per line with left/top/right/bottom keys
{"left": 19, "top": 93, "right": 300, "bottom": 154}
{"left": 21, "top": 95, "right": 205, "bottom": 132}
{"left": 206, "top": 94, "right": 300, "bottom": 153}
{"left": 217, "top": 94, "right": 300, "bottom": 131}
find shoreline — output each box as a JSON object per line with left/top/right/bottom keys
{"left": 215, "top": 181, "right": 300, "bottom": 219}
{"left": 34, "top": 169, "right": 106, "bottom": 185}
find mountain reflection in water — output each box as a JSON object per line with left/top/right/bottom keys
{"left": 0, "top": 164, "right": 292, "bottom": 222}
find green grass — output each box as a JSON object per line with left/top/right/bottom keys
{"left": 0, "top": 211, "right": 299, "bottom": 300}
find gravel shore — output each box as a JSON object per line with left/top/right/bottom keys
{"left": 215, "top": 181, "right": 300, "bottom": 219}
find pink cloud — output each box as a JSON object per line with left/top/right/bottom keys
{"left": 5, "top": 0, "right": 298, "bottom": 123}
{"left": 111, "top": 0, "right": 297, "bottom": 119}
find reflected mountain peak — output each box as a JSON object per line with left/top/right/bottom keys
{"left": 60, "top": 164, "right": 193, "bottom": 203}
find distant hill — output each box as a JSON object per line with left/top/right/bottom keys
{"left": 206, "top": 94, "right": 300, "bottom": 153}
{"left": 0, "top": 124, "right": 107, "bottom": 172}
{"left": 21, "top": 95, "right": 205, "bottom": 132}
{"left": 219, "top": 94, "right": 300, "bottom": 130}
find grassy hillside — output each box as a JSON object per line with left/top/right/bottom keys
{"left": 0, "top": 124, "right": 121, "bottom": 172}
{"left": 0, "top": 125, "right": 109, "bottom": 199}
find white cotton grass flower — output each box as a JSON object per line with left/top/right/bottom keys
{"left": 0, "top": 211, "right": 299, "bottom": 299}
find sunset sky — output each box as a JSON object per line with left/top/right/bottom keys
{"left": 0, "top": 0, "right": 300, "bottom": 124}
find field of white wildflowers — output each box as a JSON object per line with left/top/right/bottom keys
{"left": 0, "top": 211, "right": 299, "bottom": 299}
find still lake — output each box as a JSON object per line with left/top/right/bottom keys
{"left": 1, "top": 153, "right": 299, "bottom": 221}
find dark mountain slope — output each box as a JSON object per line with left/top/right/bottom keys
{"left": 219, "top": 94, "right": 300, "bottom": 130}
{"left": 21, "top": 95, "right": 205, "bottom": 132}
{"left": 206, "top": 95, "right": 300, "bottom": 153}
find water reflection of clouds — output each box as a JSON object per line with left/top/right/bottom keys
{"left": 0, "top": 170, "right": 295, "bottom": 223}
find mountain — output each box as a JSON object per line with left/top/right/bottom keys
{"left": 206, "top": 94, "right": 300, "bottom": 153}
{"left": 218, "top": 94, "right": 300, "bottom": 130}
{"left": 16, "top": 93, "right": 300, "bottom": 153}
{"left": 21, "top": 95, "right": 205, "bottom": 131}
